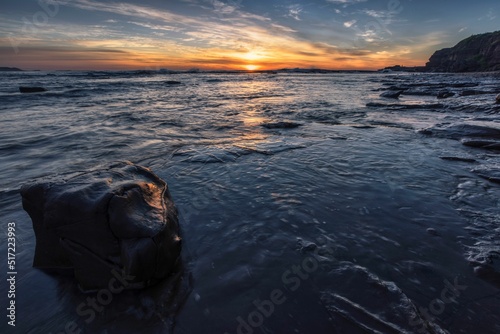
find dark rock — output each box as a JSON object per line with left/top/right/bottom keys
{"left": 403, "top": 89, "right": 436, "bottom": 96}
{"left": 448, "top": 82, "right": 479, "bottom": 88}
{"left": 380, "top": 90, "right": 404, "bottom": 99}
{"left": 425, "top": 31, "right": 500, "bottom": 72}
{"left": 0, "top": 67, "right": 22, "bottom": 71}
{"left": 419, "top": 124, "right": 500, "bottom": 140}
{"left": 462, "top": 139, "right": 500, "bottom": 150}
{"left": 386, "top": 85, "right": 410, "bottom": 91}
{"left": 437, "top": 90, "right": 455, "bottom": 99}
{"left": 19, "top": 86, "right": 47, "bottom": 93}
{"left": 496, "top": 94, "right": 500, "bottom": 104}
{"left": 379, "top": 65, "right": 426, "bottom": 72}
{"left": 261, "top": 121, "right": 302, "bottom": 129}
{"left": 426, "top": 228, "right": 440, "bottom": 236}
{"left": 366, "top": 102, "right": 386, "bottom": 108}
{"left": 473, "top": 265, "right": 500, "bottom": 289}
{"left": 351, "top": 125, "right": 376, "bottom": 129}
{"left": 166, "top": 81, "right": 182, "bottom": 85}
{"left": 473, "top": 168, "right": 500, "bottom": 184}
{"left": 459, "top": 90, "right": 490, "bottom": 96}
{"left": 367, "top": 102, "right": 445, "bottom": 109}
{"left": 439, "top": 156, "right": 476, "bottom": 163}
{"left": 319, "top": 263, "right": 447, "bottom": 333}
{"left": 20, "top": 161, "right": 181, "bottom": 292}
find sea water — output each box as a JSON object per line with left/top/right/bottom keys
{"left": 0, "top": 71, "right": 499, "bottom": 333}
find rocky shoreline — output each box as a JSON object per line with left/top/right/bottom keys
{"left": 382, "top": 31, "right": 500, "bottom": 73}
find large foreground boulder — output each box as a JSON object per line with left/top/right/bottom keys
{"left": 20, "top": 161, "right": 181, "bottom": 292}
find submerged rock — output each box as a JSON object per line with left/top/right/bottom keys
{"left": 19, "top": 86, "right": 46, "bottom": 93}
{"left": 439, "top": 156, "right": 476, "bottom": 163}
{"left": 426, "top": 228, "right": 440, "bottom": 236}
{"left": 380, "top": 90, "right": 404, "bottom": 99}
{"left": 366, "top": 102, "right": 445, "bottom": 110}
{"left": 419, "top": 123, "right": 500, "bottom": 140}
{"left": 473, "top": 167, "right": 500, "bottom": 184}
{"left": 437, "top": 90, "right": 455, "bottom": 99}
{"left": 461, "top": 139, "right": 500, "bottom": 150}
{"left": 20, "top": 161, "right": 181, "bottom": 292}
{"left": 261, "top": 121, "right": 302, "bottom": 129}
{"left": 166, "top": 81, "right": 182, "bottom": 85}
{"left": 459, "top": 89, "right": 490, "bottom": 96}
{"left": 320, "top": 263, "right": 447, "bottom": 334}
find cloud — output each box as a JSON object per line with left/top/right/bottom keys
{"left": 271, "top": 23, "right": 297, "bottom": 33}
{"left": 478, "top": 8, "right": 496, "bottom": 21}
{"left": 65, "top": 0, "right": 199, "bottom": 26}
{"left": 343, "top": 20, "right": 357, "bottom": 28}
{"left": 127, "top": 21, "right": 179, "bottom": 32}
{"left": 211, "top": 0, "right": 239, "bottom": 16}
{"left": 287, "top": 4, "right": 303, "bottom": 21}
{"left": 326, "top": 0, "right": 367, "bottom": 4}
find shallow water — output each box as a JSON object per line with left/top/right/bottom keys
{"left": 0, "top": 71, "right": 499, "bottom": 333}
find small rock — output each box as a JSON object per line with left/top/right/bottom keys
{"left": 426, "top": 228, "right": 440, "bottom": 236}
{"left": 437, "top": 90, "right": 455, "bottom": 99}
{"left": 439, "top": 156, "right": 476, "bottom": 163}
{"left": 302, "top": 243, "right": 318, "bottom": 252}
{"left": 496, "top": 94, "right": 500, "bottom": 104}
{"left": 462, "top": 139, "right": 500, "bottom": 150}
{"left": 351, "top": 125, "right": 376, "bottom": 129}
{"left": 166, "top": 81, "right": 182, "bottom": 85}
{"left": 366, "top": 102, "right": 386, "bottom": 108}
{"left": 473, "top": 168, "right": 500, "bottom": 184}
{"left": 380, "top": 90, "right": 404, "bottom": 99}
{"left": 19, "top": 86, "right": 47, "bottom": 93}
{"left": 261, "top": 121, "right": 302, "bottom": 129}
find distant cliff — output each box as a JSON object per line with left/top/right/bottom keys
{"left": 425, "top": 31, "right": 500, "bottom": 72}
{"left": 0, "top": 67, "right": 22, "bottom": 71}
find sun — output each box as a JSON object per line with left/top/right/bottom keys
{"left": 245, "top": 64, "right": 259, "bottom": 71}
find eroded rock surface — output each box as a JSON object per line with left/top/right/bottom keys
{"left": 21, "top": 161, "right": 181, "bottom": 292}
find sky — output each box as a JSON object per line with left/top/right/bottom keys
{"left": 0, "top": 0, "right": 498, "bottom": 71}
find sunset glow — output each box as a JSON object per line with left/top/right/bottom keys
{"left": 244, "top": 65, "right": 260, "bottom": 71}
{"left": 0, "top": 0, "right": 498, "bottom": 70}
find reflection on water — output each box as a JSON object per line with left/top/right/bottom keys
{"left": 0, "top": 72, "right": 499, "bottom": 333}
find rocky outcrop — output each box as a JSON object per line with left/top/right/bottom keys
{"left": 425, "top": 31, "right": 500, "bottom": 72}
{"left": 20, "top": 161, "right": 181, "bottom": 292}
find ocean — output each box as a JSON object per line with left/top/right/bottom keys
{"left": 1, "top": 70, "right": 499, "bottom": 333}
